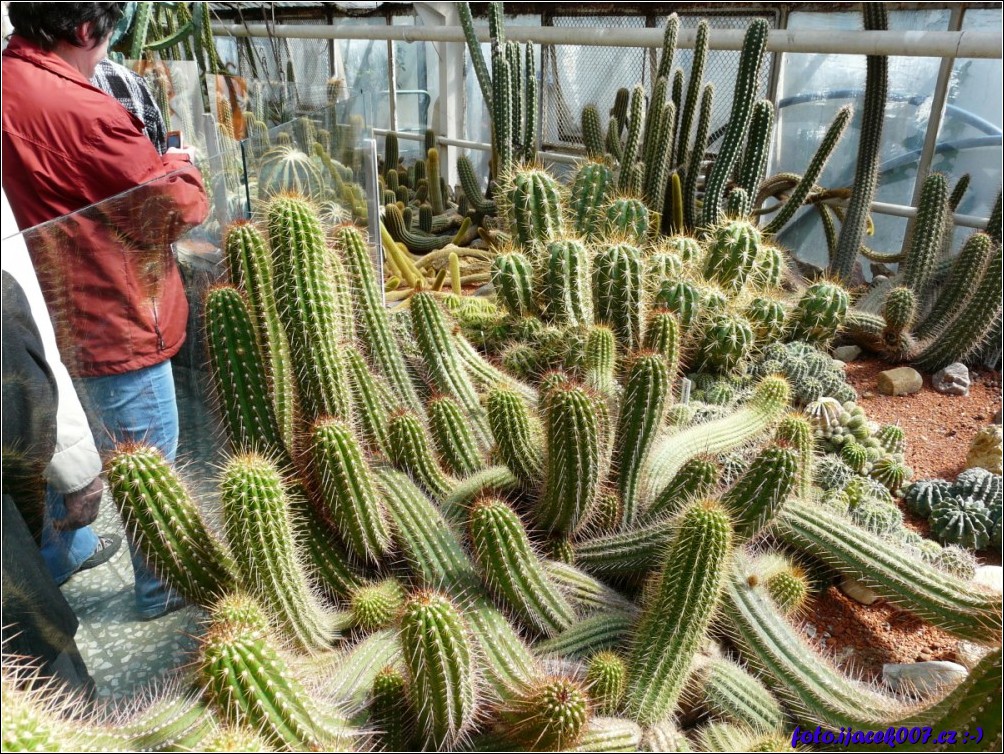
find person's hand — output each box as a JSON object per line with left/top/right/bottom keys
{"left": 166, "top": 145, "right": 197, "bottom": 162}
{"left": 53, "top": 477, "right": 103, "bottom": 531}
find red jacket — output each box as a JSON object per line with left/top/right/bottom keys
{"left": 2, "top": 37, "right": 209, "bottom": 377}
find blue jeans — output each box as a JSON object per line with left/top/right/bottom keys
{"left": 43, "top": 360, "right": 183, "bottom": 617}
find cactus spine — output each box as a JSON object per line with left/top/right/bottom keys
{"left": 571, "top": 162, "right": 615, "bottom": 238}
{"left": 902, "top": 172, "right": 949, "bottom": 294}
{"left": 626, "top": 500, "right": 732, "bottom": 725}
{"left": 586, "top": 652, "right": 627, "bottom": 716}
{"left": 506, "top": 168, "right": 563, "bottom": 249}
{"left": 738, "top": 99, "right": 774, "bottom": 198}
{"left": 498, "top": 676, "right": 590, "bottom": 751}
{"left": 721, "top": 445, "right": 798, "bottom": 540}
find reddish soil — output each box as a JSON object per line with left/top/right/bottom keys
{"left": 800, "top": 358, "right": 1001, "bottom": 681}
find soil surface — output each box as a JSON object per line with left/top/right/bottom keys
{"left": 799, "top": 358, "right": 1001, "bottom": 684}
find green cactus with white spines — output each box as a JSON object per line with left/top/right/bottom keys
{"left": 470, "top": 497, "right": 575, "bottom": 636}
{"left": 584, "top": 324, "right": 618, "bottom": 396}
{"left": 502, "top": 167, "right": 563, "bottom": 250}
{"left": 787, "top": 280, "right": 849, "bottom": 347}
{"left": 696, "top": 312, "right": 755, "bottom": 374}
{"left": 400, "top": 591, "right": 478, "bottom": 750}
{"left": 626, "top": 500, "right": 733, "bottom": 726}
{"left": 603, "top": 196, "right": 651, "bottom": 244}
{"left": 106, "top": 444, "right": 236, "bottom": 605}
{"left": 618, "top": 85, "right": 646, "bottom": 192}
{"left": 428, "top": 395, "right": 484, "bottom": 477}
{"left": 656, "top": 278, "right": 702, "bottom": 329}
{"left": 498, "top": 676, "right": 591, "bottom": 751}
{"left": 690, "top": 654, "right": 784, "bottom": 733}
{"left": 614, "top": 352, "right": 672, "bottom": 526}
{"left": 702, "top": 220, "right": 762, "bottom": 291}
{"left": 491, "top": 250, "right": 536, "bottom": 318}
{"left": 387, "top": 410, "right": 454, "bottom": 499}
{"left": 220, "top": 453, "right": 339, "bottom": 652}
{"left": 721, "top": 445, "right": 798, "bottom": 541}
{"left": 267, "top": 196, "right": 351, "bottom": 421}
{"left": 570, "top": 161, "right": 615, "bottom": 238}
{"left": 537, "top": 239, "right": 592, "bottom": 328}
{"left": 643, "top": 455, "right": 721, "bottom": 523}
{"left": 223, "top": 222, "right": 295, "bottom": 450}
{"left": 539, "top": 381, "right": 604, "bottom": 534}
{"left": 487, "top": 386, "right": 544, "bottom": 483}
{"left": 350, "top": 579, "right": 406, "bottom": 633}
{"left": 585, "top": 652, "right": 627, "bottom": 717}
{"left": 593, "top": 242, "right": 644, "bottom": 352}
{"left": 901, "top": 171, "right": 949, "bottom": 295}
{"left": 310, "top": 418, "right": 392, "bottom": 565}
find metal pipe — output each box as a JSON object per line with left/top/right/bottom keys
{"left": 820, "top": 198, "right": 989, "bottom": 230}
{"left": 211, "top": 23, "right": 1001, "bottom": 59}
{"left": 372, "top": 128, "right": 582, "bottom": 164}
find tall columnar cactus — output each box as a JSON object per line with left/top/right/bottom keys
{"left": 469, "top": 497, "right": 575, "bottom": 636}
{"left": 831, "top": 3, "right": 888, "bottom": 282}
{"left": 492, "top": 48, "right": 514, "bottom": 174}
{"left": 619, "top": 85, "right": 646, "bottom": 192}
{"left": 428, "top": 395, "right": 484, "bottom": 477}
{"left": 220, "top": 453, "right": 337, "bottom": 652}
{"left": 615, "top": 352, "right": 672, "bottom": 526}
{"left": 400, "top": 592, "right": 478, "bottom": 750}
{"left": 491, "top": 251, "right": 536, "bottom": 318}
{"left": 721, "top": 445, "right": 798, "bottom": 540}
{"left": 487, "top": 385, "right": 544, "bottom": 483}
{"left": 570, "top": 161, "right": 615, "bottom": 238}
{"left": 684, "top": 84, "right": 714, "bottom": 231}
{"left": 901, "top": 172, "right": 949, "bottom": 294}
{"left": 458, "top": 154, "right": 498, "bottom": 215}
{"left": 604, "top": 196, "right": 651, "bottom": 244}
{"left": 339, "top": 224, "right": 423, "bottom": 413}
{"left": 914, "top": 232, "right": 993, "bottom": 340}
{"left": 223, "top": 222, "right": 295, "bottom": 450}
{"left": 310, "top": 418, "right": 391, "bottom": 565}
{"left": 625, "top": 500, "right": 732, "bottom": 725}
{"left": 539, "top": 239, "right": 591, "bottom": 327}
{"left": 701, "top": 19, "right": 769, "bottom": 226}
{"left": 106, "top": 444, "right": 235, "bottom": 605}
{"left": 268, "top": 196, "right": 351, "bottom": 421}
{"left": 204, "top": 286, "right": 285, "bottom": 459}
{"left": 738, "top": 99, "right": 775, "bottom": 198}
{"left": 582, "top": 104, "right": 605, "bottom": 159}
{"left": 584, "top": 325, "right": 618, "bottom": 395}
{"left": 676, "top": 19, "right": 708, "bottom": 167}
{"left": 539, "top": 382, "right": 604, "bottom": 534}
{"left": 504, "top": 167, "right": 563, "bottom": 249}
{"left": 387, "top": 410, "right": 453, "bottom": 499}
{"left": 593, "top": 242, "right": 644, "bottom": 352}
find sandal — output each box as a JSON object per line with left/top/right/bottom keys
{"left": 78, "top": 533, "right": 123, "bottom": 571}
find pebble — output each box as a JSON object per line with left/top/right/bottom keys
{"left": 839, "top": 576, "right": 879, "bottom": 606}
{"left": 804, "top": 624, "right": 817, "bottom": 639}
{"left": 833, "top": 345, "right": 862, "bottom": 363}
{"left": 877, "top": 367, "right": 923, "bottom": 396}
{"left": 883, "top": 661, "right": 968, "bottom": 696}
{"left": 965, "top": 425, "right": 1003, "bottom": 475}
{"left": 932, "top": 363, "right": 971, "bottom": 396}
{"left": 973, "top": 565, "right": 1003, "bottom": 594}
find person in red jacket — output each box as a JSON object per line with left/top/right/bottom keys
{"left": 2, "top": 3, "right": 210, "bottom": 620}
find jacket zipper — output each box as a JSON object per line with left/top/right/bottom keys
{"left": 152, "top": 300, "right": 165, "bottom": 351}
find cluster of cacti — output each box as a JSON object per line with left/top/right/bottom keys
{"left": 753, "top": 340, "right": 857, "bottom": 406}
{"left": 905, "top": 468, "right": 1003, "bottom": 551}
{"left": 844, "top": 173, "right": 1003, "bottom": 371}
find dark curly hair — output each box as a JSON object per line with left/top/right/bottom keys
{"left": 7, "top": 3, "right": 126, "bottom": 50}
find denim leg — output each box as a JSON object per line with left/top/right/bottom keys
{"left": 78, "top": 361, "right": 183, "bottom": 616}
{"left": 39, "top": 485, "right": 101, "bottom": 586}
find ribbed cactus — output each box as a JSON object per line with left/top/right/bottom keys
{"left": 697, "top": 312, "right": 755, "bottom": 374}
{"left": 487, "top": 386, "right": 544, "bottom": 483}
{"left": 268, "top": 196, "right": 351, "bottom": 421}
{"left": 702, "top": 19, "right": 769, "bottom": 226}
{"left": 310, "top": 418, "right": 391, "bottom": 565}
{"left": 703, "top": 220, "right": 762, "bottom": 291}
{"left": 570, "top": 161, "right": 615, "bottom": 238}
{"left": 721, "top": 445, "right": 798, "bottom": 540}
{"left": 257, "top": 146, "right": 325, "bottom": 201}
{"left": 428, "top": 395, "right": 483, "bottom": 477}
{"left": 684, "top": 83, "right": 714, "bottom": 231}
{"left": 692, "top": 654, "right": 784, "bottom": 732}
{"left": 204, "top": 286, "right": 285, "bottom": 459}
{"left": 400, "top": 591, "right": 477, "bottom": 750}
{"left": 223, "top": 222, "right": 295, "bottom": 451}
{"left": 831, "top": 3, "right": 888, "bottom": 282}
{"left": 220, "top": 453, "right": 336, "bottom": 652}
{"left": 368, "top": 666, "right": 415, "bottom": 751}
{"left": 387, "top": 410, "right": 453, "bottom": 499}
{"left": 738, "top": 99, "right": 775, "bottom": 198}
{"left": 539, "top": 382, "right": 604, "bottom": 534}
{"left": 491, "top": 251, "right": 536, "bottom": 318}
{"left": 469, "top": 497, "right": 575, "bottom": 636}
{"left": 593, "top": 242, "right": 644, "bottom": 352}
{"left": 107, "top": 444, "right": 235, "bottom": 604}
{"left": 914, "top": 232, "right": 993, "bottom": 340}
{"left": 498, "top": 676, "right": 590, "bottom": 751}
{"left": 458, "top": 154, "right": 497, "bottom": 215}
{"left": 787, "top": 281, "right": 849, "bottom": 346}
{"left": 603, "top": 196, "right": 651, "bottom": 244}
{"left": 350, "top": 579, "right": 406, "bottom": 632}
{"left": 902, "top": 172, "right": 949, "bottom": 294}
{"left": 626, "top": 500, "right": 732, "bottom": 725}
{"left": 538, "top": 239, "right": 591, "bottom": 327}
{"left": 619, "top": 85, "right": 646, "bottom": 192}
{"left": 505, "top": 167, "right": 563, "bottom": 249}
{"left": 582, "top": 104, "right": 605, "bottom": 159}
{"left": 615, "top": 352, "right": 672, "bottom": 526}
{"left": 585, "top": 652, "right": 627, "bottom": 717}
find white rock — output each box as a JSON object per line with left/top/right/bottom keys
{"left": 966, "top": 425, "right": 1003, "bottom": 475}
{"left": 839, "top": 576, "right": 879, "bottom": 606}
{"left": 883, "top": 661, "right": 968, "bottom": 695}
{"left": 833, "top": 345, "right": 862, "bottom": 363}
{"left": 973, "top": 565, "right": 1003, "bottom": 594}
{"left": 955, "top": 640, "right": 992, "bottom": 670}
{"left": 932, "top": 362, "right": 971, "bottom": 396}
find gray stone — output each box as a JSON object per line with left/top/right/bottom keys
{"left": 966, "top": 425, "right": 1003, "bottom": 475}
{"left": 877, "top": 367, "right": 923, "bottom": 396}
{"left": 833, "top": 345, "right": 862, "bottom": 363}
{"left": 973, "top": 565, "right": 1003, "bottom": 594}
{"left": 839, "top": 575, "right": 879, "bottom": 605}
{"left": 932, "top": 362, "right": 971, "bottom": 396}
{"left": 883, "top": 661, "right": 968, "bottom": 696}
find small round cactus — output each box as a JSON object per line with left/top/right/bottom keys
{"left": 350, "top": 579, "right": 406, "bottom": 632}
{"left": 498, "top": 676, "right": 590, "bottom": 751}
{"left": 850, "top": 497, "right": 904, "bottom": 536}
{"left": 585, "top": 652, "right": 627, "bottom": 716}
{"left": 934, "top": 545, "right": 979, "bottom": 580}
{"left": 812, "top": 455, "right": 855, "bottom": 492}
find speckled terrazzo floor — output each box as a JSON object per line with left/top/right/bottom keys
{"left": 61, "top": 365, "right": 224, "bottom": 701}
